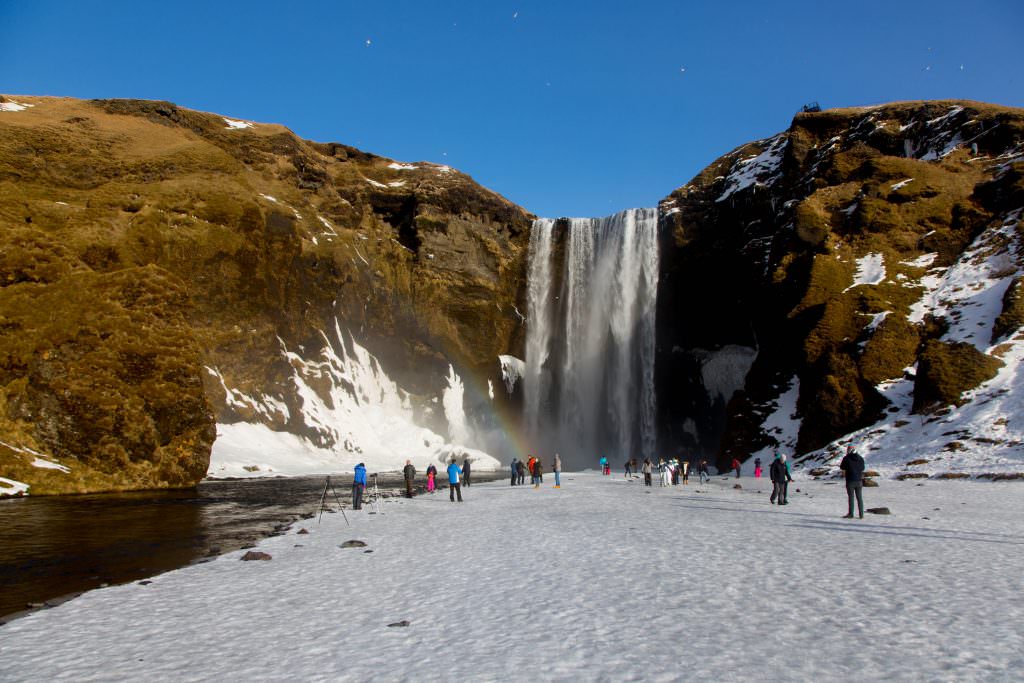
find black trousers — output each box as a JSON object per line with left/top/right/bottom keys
{"left": 644, "top": 473, "right": 652, "bottom": 486}
{"left": 510, "top": 473, "right": 516, "bottom": 486}
{"left": 518, "top": 473, "right": 525, "bottom": 485}
{"left": 450, "top": 482, "right": 463, "bottom": 502}
{"left": 771, "top": 481, "right": 783, "bottom": 502}
{"left": 846, "top": 480, "right": 864, "bottom": 516}
{"left": 404, "top": 480, "right": 414, "bottom": 498}
{"left": 352, "top": 484, "right": 364, "bottom": 510}
{"left": 464, "top": 473, "right": 471, "bottom": 487}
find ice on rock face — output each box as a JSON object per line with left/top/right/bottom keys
{"left": 498, "top": 355, "right": 525, "bottom": 394}
{"left": 209, "top": 321, "right": 498, "bottom": 477}
{"left": 694, "top": 345, "right": 758, "bottom": 405}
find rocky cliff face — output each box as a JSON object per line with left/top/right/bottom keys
{"left": 2, "top": 94, "right": 1021, "bottom": 494}
{"left": 656, "top": 100, "right": 1024, "bottom": 474}
{"left": 0, "top": 96, "right": 531, "bottom": 494}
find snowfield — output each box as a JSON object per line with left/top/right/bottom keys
{"left": 2, "top": 473, "right": 1021, "bottom": 682}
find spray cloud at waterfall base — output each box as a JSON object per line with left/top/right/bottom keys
{"left": 521, "top": 209, "right": 659, "bottom": 470}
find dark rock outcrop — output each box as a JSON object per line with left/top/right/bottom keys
{"left": 655, "top": 100, "right": 1024, "bottom": 469}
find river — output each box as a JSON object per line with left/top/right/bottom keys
{"left": 0, "top": 474, "right": 392, "bottom": 621}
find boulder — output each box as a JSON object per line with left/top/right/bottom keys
{"left": 240, "top": 551, "right": 272, "bottom": 561}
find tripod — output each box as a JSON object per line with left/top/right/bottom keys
{"left": 316, "top": 476, "right": 350, "bottom": 526}
{"left": 367, "top": 473, "right": 383, "bottom": 515}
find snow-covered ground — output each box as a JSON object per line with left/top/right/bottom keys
{"left": 3, "top": 473, "right": 1021, "bottom": 681}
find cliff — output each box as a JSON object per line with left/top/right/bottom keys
{"left": 0, "top": 95, "right": 532, "bottom": 494}
{"left": 656, "top": 100, "right": 1024, "bottom": 476}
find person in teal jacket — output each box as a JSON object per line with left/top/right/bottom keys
{"left": 447, "top": 458, "right": 463, "bottom": 502}
{"left": 352, "top": 463, "right": 367, "bottom": 510}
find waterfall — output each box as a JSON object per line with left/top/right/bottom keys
{"left": 522, "top": 208, "right": 659, "bottom": 469}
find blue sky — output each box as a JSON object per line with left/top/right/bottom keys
{"left": 1, "top": 0, "right": 1021, "bottom": 217}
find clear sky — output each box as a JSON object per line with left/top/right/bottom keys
{"left": 1, "top": 0, "right": 1021, "bottom": 217}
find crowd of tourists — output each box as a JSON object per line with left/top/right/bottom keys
{"left": 349, "top": 444, "right": 868, "bottom": 518}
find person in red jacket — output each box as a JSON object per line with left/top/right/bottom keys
{"left": 731, "top": 457, "right": 741, "bottom": 478}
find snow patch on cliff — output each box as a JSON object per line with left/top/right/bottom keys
{"left": 716, "top": 134, "right": 787, "bottom": 203}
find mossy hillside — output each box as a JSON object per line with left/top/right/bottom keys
{"left": 0, "top": 95, "right": 533, "bottom": 491}
{"left": 0, "top": 249, "right": 215, "bottom": 494}
{"left": 913, "top": 340, "right": 1004, "bottom": 412}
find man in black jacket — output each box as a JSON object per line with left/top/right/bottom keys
{"left": 462, "top": 457, "right": 472, "bottom": 487}
{"left": 403, "top": 459, "right": 416, "bottom": 498}
{"left": 769, "top": 453, "right": 789, "bottom": 505}
{"left": 839, "top": 445, "right": 866, "bottom": 518}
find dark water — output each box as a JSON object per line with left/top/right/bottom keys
{"left": 0, "top": 475, "right": 369, "bottom": 621}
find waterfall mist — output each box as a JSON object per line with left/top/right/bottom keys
{"left": 523, "top": 208, "right": 659, "bottom": 470}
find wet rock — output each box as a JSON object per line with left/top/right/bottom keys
{"left": 26, "top": 602, "right": 45, "bottom": 609}
{"left": 297, "top": 528, "right": 310, "bottom": 535}
{"left": 387, "top": 620, "right": 411, "bottom": 628}
{"left": 138, "top": 580, "right": 153, "bottom": 586}
{"left": 363, "top": 550, "right": 374, "bottom": 554}
{"left": 733, "top": 484, "right": 742, "bottom": 489}
{"left": 240, "top": 551, "right": 272, "bottom": 561}
{"left": 866, "top": 507, "right": 891, "bottom": 515}
{"left": 896, "top": 473, "right": 929, "bottom": 480}
{"left": 341, "top": 540, "right": 368, "bottom": 548}
{"left": 863, "top": 478, "right": 878, "bottom": 487}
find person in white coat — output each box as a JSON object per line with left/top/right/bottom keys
{"left": 659, "top": 459, "right": 671, "bottom": 487}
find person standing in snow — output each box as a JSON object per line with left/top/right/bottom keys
{"left": 698, "top": 460, "right": 710, "bottom": 485}
{"left": 462, "top": 457, "right": 472, "bottom": 487}
{"left": 403, "top": 459, "right": 416, "bottom": 498}
{"left": 532, "top": 457, "right": 543, "bottom": 489}
{"left": 352, "top": 462, "right": 367, "bottom": 510}
{"left": 839, "top": 445, "right": 866, "bottom": 519}
{"left": 447, "top": 457, "right": 463, "bottom": 502}
{"left": 527, "top": 455, "right": 537, "bottom": 484}
{"left": 553, "top": 453, "right": 562, "bottom": 488}
{"left": 599, "top": 455, "right": 610, "bottom": 475}
{"left": 754, "top": 457, "right": 762, "bottom": 479}
{"left": 781, "top": 454, "right": 793, "bottom": 504}
{"left": 624, "top": 459, "right": 632, "bottom": 478}
{"left": 517, "top": 459, "right": 526, "bottom": 485}
{"left": 681, "top": 459, "right": 690, "bottom": 485}
{"left": 642, "top": 458, "right": 653, "bottom": 486}
{"left": 769, "top": 454, "right": 784, "bottom": 504}
{"left": 510, "top": 458, "right": 519, "bottom": 486}
{"left": 659, "top": 459, "right": 670, "bottom": 487}
{"left": 731, "top": 457, "right": 741, "bottom": 478}
{"left": 426, "top": 463, "right": 437, "bottom": 493}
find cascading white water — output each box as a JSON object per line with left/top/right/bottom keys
{"left": 523, "top": 208, "right": 659, "bottom": 469}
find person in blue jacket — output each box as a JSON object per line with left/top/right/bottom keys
{"left": 447, "top": 457, "right": 463, "bottom": 502}
{"left": 510, "top": 458, "right": 519, "bottom": 486}
{"left": 352, "top": 462, "right": 367, "bottom": 510}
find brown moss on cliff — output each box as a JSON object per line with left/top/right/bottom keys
{"left": 0, "top": 254, "right": 215, "bottom": 494}
{"left": 913, "top": 340, "right": 1003, "bottom": 412}
{"left": 0, "top": 95, "right": 533, "bottom": 487}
